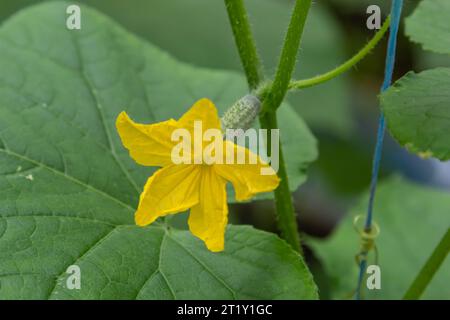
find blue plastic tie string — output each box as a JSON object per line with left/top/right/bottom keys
{"left": 355, "top": 0, "right": 404, "bottom": 300}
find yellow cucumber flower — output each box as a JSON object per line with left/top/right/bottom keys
{"left": 116, "top": 98, "right": 279, "bottom": 252}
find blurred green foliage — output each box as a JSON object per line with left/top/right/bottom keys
{"left": 312, "top": 177, "right": 450, "bottom": 299}
{"left": 2, "top": 0, "right": 448, "bottom": 300}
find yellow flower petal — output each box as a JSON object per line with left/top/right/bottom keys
{"left": 188, "top": 166, "right": 228, "bottom": 252}
{"left": 214, "top": 141, "right": 280, "bottom": 201}
{"left": 178, "top": 98, "right": 221, "bottom": 131}
{"left": 118, "top": 98, "right": 279, "bottom": 252}
{"left": 135, "top": 164, "right": 201, "bottom": 226}
{"left": 116, "top": 112, "right": 179, "bottom": 167}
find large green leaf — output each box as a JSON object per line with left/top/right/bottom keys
{"left": 0, "top": 0, "right": 353, "bottom": 137}
{"left": 311, "top": 176, "right": 450, "bottom": 299}
{"left": 405, "top": 0, "right": 450, "bottom": 55}
{"left": 1, "top": 221, "right": 318, "bottom": 299}
{"left": 380, "top": 68, "right": 450, "bottom": 161}
{"left": 0, "top": 2, "right": 318, "bottom": 299}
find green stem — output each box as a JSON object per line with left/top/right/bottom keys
{"left": 224, "top": 0, "right": 263, "bottom": 90}
{"left": 403, "top": 228, "right": 450, "bottom": 300}
{"left": 261, "top": 0, "right": 312, "bottom": 113}
{"left": 224, "top": 0, "right": 310, "bottom": 254}
{"left": 257, "top": 0, "right": 312, "bottom": 252}
{"left": 289, "top": 16, "right": 391, "bottom": 90}
{"left": 259, "top": 111, "right": 302, "bottom": 254}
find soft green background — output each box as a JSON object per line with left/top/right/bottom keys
{"left": 0, "top": 0, "right": 449, "bottom": 300}
{"left": 312, "top": 177, "right": 450, "bottom": 299}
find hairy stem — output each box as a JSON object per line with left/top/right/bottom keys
{"left": 261, "top": 0, "right": 312, "bottom": 113}
{"left": 224, "top": 0, "right": 263, "bottom": 89}
{"left": 403, "top": 228, "right": 450, "bottom": 300}
{"left": 258, "top": 0, "right": 312, "bottom": 252}
{"left": 289, "top": 16, "right": 391, "bottom": 90}
{"left": 224, "top": 0, "right": 311, "bottom": 254}
{"left": 259, "top": 111, "right": 302, "bottom": 254}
